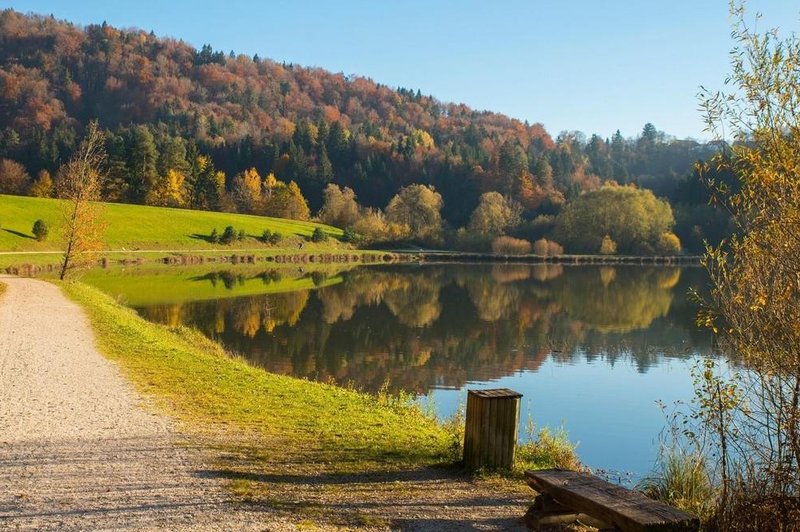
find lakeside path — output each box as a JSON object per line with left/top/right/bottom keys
{"left": 0, "top": 277, "right": 280, "bottom": 530}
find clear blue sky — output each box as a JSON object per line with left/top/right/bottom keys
{"left": 7, "top": 0, "right": 800, "bottom": 140}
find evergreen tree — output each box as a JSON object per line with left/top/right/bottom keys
{"left": 127, "top": 125, "right": 158, "bottom": 203}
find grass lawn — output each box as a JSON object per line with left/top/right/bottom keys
{"left": 0, "top": 194, "right": 343, "bottom": 251}
{"left": 62, "top": 281, "right": 449, "bottom": 470}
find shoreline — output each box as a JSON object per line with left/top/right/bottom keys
{"left": 2, "top": 248, "right": 701, "bottom": 276}
{"left": 411, "top": 251, "right": 701, "bottom": 266}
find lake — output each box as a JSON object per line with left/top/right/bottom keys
{"left": 84, "top": 262, "right": 715, "bottom": 480}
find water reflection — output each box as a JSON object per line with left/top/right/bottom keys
{"left": 131, "top": 265, "right": 711, "bottom": 393}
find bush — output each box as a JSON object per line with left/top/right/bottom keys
{"left": 311, "top": 227, "right": 328, "bottom": 243}
{"left": 342, "top": 227, "right": 357, "bottom": 243}
{"left": 237, "top": 229, "right": 246, "bottom": 241}
{"left": 32, "top": 219, "right": 48, "bottom": 242}
{"left": 655, "top": 232, "right": 681, "bottom": 255}
{"left": 599, "top": 234, "right": 617, "bottom": 255}
{"left": 261, "top": 229, "right": 283, "bottom": 245}
{"left": 546, "top": 240, "right": 564, "bottom": 256}
{"left": 220, "top": 225, "right": 237, "bottom": 244}
{"left": 532, "top": 238, "right": 564, "bottom": 256}
{"left": 209, "top": 228, "right": 220, "bottom": 243}
{"left": 516, "top": 422, "right": 581, "bottom": 472}
{"left": 532, "top": 238, "right": 548, "bottom": 256}
{"left": 491, "top": 236, "right": 531, "bottom": 255}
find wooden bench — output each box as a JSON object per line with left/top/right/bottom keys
{"left": 524, "top": 469, "right": 700, "bottom": 531}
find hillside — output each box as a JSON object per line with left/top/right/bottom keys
{"left": 0, "top": 9, "right": 718, "bottom": 232}
{"left": 0, "top": 194, "right": 342, "bottom": 251}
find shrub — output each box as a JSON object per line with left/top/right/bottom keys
{"left": 209, "top": 228, "right": 220, "bottom": 243}
{"left": 491, "top": 236, "right": 531, "bottom": 255}
{"left": 516, "top": 421, "right": 581, "bottom": 472}
{"left": 532, "top": 238, "right": 548, "bottom": 256}
{"left": 351, "top": 207, "right": 409, "bottom": 244}
{"left": 656, "top": 232, "right": 681, "bottom": 255}
{"left": 32, "top": 219, "right": 48, "bottom": 242}
{"left": 311, "top": 227, "right": 328, "bottom": 243}
{"left": 237, "top": 229, "right": 246, "bottom": 241}
{"left": 546, "top": 240, "right": 564, "bottom": 256}
{"left": 261, "top": 229, "right": 282, "bottom": 245}
{"left": 220, "top": 225, "right": 237, "bottom": 244}
{"left": 599, "top": 234, "right": 617, "bottom": 255}
{"left": 342, "top": 227, "right": 357, "bottom": 243}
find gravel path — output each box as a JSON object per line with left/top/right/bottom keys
{"left": 0, "top": 277, "right": 281, "bottom": 530}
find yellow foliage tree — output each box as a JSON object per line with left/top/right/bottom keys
{"left": 57, "top": 121, "right": 107, "bottom": 280}
{"left": 146, "top": 169, "right": 187, "bottom": 207}
{"left": 655, "top": 232, "right": 681, "bottom": 255}
{"left": 385, "top": 184, "right": 443, "bottom": 244}
{"left": 696, "top": 5, "right": 800, "bottom": 525}
{"left": 265, "top": 180, "right": 310, "bottom": 220}
{"left": 599, "top": 235, "right": 617, "bottom": 255}
{"left": 232, "top": 167, "right": 262, "bottom": 213}
{"left": 28, "top": 169, "right": 54, "bottom": 198}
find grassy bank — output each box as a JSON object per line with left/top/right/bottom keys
{"left": 0, "top": 194, "right": 342, "bottom": 251}
{"left": 59, "top": 280, "right": 580, "bottom": 525}
{"left": 63, "top": 281, "right": 448, "bottom": 471}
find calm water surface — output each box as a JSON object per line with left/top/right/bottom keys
{"left": 87, "top": 263, "right": 716, "bottom": 479}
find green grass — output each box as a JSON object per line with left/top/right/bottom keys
{"left": 638, "top": 449, "right": 715, "bottom": 521}
{"left": 62, "top": 281, "right": 449, "bottom": 471}
{"left": 0, "top": 194, "right": 343, "bottom": 251}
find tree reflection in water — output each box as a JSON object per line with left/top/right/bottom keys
{"left": 135, "top": 265, "right": 712, "bottom": 393}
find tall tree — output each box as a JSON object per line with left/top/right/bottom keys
{"left": 231, "top": 167, "right": 262, "bottom": 213}
{"left": 385, "top": 184, "right": 444, "bottom": 244}
{"left": 467, "top": 191, "right": 521, "bottom": 237}
{"left": 0, "top": 158, "right": 31, "bottom": 194}
{"left": 318, "top": 183, "right": 359, "bottom": 228}
{"left": 57, "top": 121, "right": 106, "bottom": 280}
{"left": 553, "top": 182, "right": 678, "bottom": 255}
{"left": 127, "top": 125, "right": 158, "bottom": 203}
{"left": 697, "top": 5, "right": 800, "bottom": 526}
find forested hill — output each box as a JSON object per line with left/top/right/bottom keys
{"left": 0, "top": 9, "right": 727, "bottom": 251}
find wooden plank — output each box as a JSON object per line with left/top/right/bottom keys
{"left": 525, "top": 469, "right": 699, "bottom": 532}
{"left": 464, "top": 391, "right": 477, "bottom": 468}
{"left": 498, "top": 398, "right": 509, "bottom": 467}
{"left": 480, "top": 394, "right": 490, "bottom": 467}
{"left": 510, "top": 396, "right": 519, "bottom": 465}
{"left": 471, "top": 391, "right": 482, "bottom": 468}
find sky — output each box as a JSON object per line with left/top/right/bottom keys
{"left": 6, "top": 1, "right": 800, "bottom": 140}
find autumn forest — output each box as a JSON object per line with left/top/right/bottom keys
{"left": 0, "top": 9, "right": 733, "bottom": 254}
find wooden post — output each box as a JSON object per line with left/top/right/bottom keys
{"left": 463, "top": 388, "right": 522, "bottom": 470}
